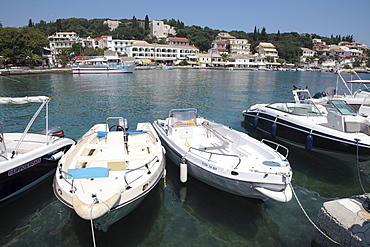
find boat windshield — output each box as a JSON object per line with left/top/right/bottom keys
{"left": 322, "top": 100, "right": 357, "bottom": 115}
{"left": 168, "top": 108, "right": 198, "bottom": 127}
{"left": 267, "top": 101, "right": 324, "bottom": 116}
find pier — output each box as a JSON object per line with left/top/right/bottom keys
{"left": 312, "top": 194, "right": 370, "bottom": 246}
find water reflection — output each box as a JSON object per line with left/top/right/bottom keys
{"left": 1, "top": 70, "right": 370, "bottom": 246}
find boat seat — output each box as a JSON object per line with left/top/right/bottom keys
{"left": 107, "top": 132, "right": 126, "bottom": 159}
{"left": 85, "top": 142, "right": 152, "bottom": 150}
{"left": 85, "top": 143, "right": 108, "bottom": 149}
{"left": 67, "top": 167, "right": 110, "bottom": 179}
{"left": 77, "top": 154, "right": 153, "bottom": 163}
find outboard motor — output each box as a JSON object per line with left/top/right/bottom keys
{"left": 312, "top": 91, "right": 325, "bottom": 99}
{"left": 41, "top": 126, "right": 65, "bottom": 138}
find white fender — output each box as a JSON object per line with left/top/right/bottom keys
{"left": 72, "top": 192, "right": 121, "bottom": 220}
{"left": 180, "top": 162, "right": 187, "bottom": 183}
{"left": 255, "top": 184, "right": 293, "bottom": 203}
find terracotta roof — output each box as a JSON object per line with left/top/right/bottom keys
{"left": 214, "top": 41, "right": 226, "bottom": 45}
{"left": 129, "top": 43, "right": 197, "bottom": 49}
{"left": 209, "top": 48, "right": 228, "bottom": 52}
{"left": 168, "top": 37, "right": 189, "bottom": 42}
{"left": 301, "top": 48, "right": 315, "bottom": 52}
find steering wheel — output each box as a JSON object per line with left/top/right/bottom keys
{"left": 109, "top": 125, "right": 125, "bottom": 131}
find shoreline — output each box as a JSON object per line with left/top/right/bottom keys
{"left": 1, "top": 67, "right": 368, "bottom": 76}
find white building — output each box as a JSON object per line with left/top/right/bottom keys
{"left": 48, "top": 32, "right": 79, "bottom": 55}
{"left": 166, "top": 37, "right": 189, "bottom": 46}
{"left": 228, "top": 39, "right": 250, "bottom": 54}
{"left": 208, "top": 41, "right": 228, "bottom": 55}
{"left": 125, "top": 41, "right": 199, "bottom": 64}
{"left": 226, "top": 54, "right": 256, "bottom": 68}
{"left": 150, "top": 20, "right": 176, "bottom": 39}
{"left": 256, "top": 42, "right": 279, "bottom": 60}
{"left": 103, "top": 20, "right": 121, "bottom": 31}
{"left": 215, "top": 32, "right": 236, "bottom": 42}
{"left": 194, "top": 54, "right": 224, "bottom": 67}
{"left": 300, "top": 48, "right": 316, "bottom": 62}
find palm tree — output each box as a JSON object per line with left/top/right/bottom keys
{"left": 23, "top": 50, "right": 42, "bottom": 69}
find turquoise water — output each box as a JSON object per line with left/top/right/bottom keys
{"left": 1, "top": 69, "right": 370, "bottom": 246}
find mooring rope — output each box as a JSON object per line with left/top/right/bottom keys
{"left": 90, "top": 198, "right": 97, "bottom": 247}
{"left": 289, "top": 183, "right": 340, "bottom": 245}
{"left": 355, "top": 139, "right": 367, "bottom": 194}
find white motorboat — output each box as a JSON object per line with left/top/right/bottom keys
{"left": 243, "top": 98, "right": 370, "bottom": 162}
{"left": 299, "top": 69, "right": 370, "bottom": 110}
{"left": 53, "top": 117, "right": 165, "bottom": 227}
{"left": 153, "top": 108, "right": 293, "bottom": 203}
{"left": 72, "top": 53, "right": 135, "bottom": 74}
{"left": 0, "top": 96, "right": 75, "bottom": 202}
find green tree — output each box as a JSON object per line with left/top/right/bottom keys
{"left": 132, "top": 16, "right": 138, "bottom": 28}
{"left": 261, "top": 27, "right": 267, "bottom": 41}
{"left": 28, "top": 19, "right": 33, "bottom": 27}
{"left": 144, "top": 15, "right": 150, "bottom": 30}
{"left": 56, "top": 49, "right": 73, "bottom": 67}
{"left": 22, "top": 49, "right": 42, "bottom": 68}
{"left": 56, "top": 19, "right": 62, "bottom": 31}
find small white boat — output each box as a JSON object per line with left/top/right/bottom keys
{"left": 72, "top": 53, "right": 135, "bottom": 74}
{"left": 53, "top": 117, "right": 165, "bottom": 226}
{"left": 153, "top": 108, "right": 293, "bottom": 203}
{"left": 162, "top": 64, "right": 174, "bottom": 70}
{"left": 0, "top": 96, "right": 75, "bottom": 202}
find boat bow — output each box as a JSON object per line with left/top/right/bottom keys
{"left": 72, "top": 192, "right": 121, "bottom": 220}
{"left": 255, "top": 183, "right": 293, "bottom": 203}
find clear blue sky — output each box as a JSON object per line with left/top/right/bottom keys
{"left": 1, "top": 0, "right": 369, "bottom": 46}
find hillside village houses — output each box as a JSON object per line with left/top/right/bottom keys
{"left": 47, "top": 20, "right": 368, "bottom": 69}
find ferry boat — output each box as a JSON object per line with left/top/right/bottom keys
{"left": 72, "top": 52, "right": 135, "bottom": 74}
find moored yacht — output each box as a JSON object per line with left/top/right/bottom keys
{"left": 243, "top": 98, "right": 370, "bottom": 162}
{"left": 72, "top": 52, "right": 135, "bottom": 74}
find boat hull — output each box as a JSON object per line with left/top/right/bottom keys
{"left": 72, "top": 65, "right": 136, "bottom": 74}
{"left": 243, "top": 111, "right": 370, "bottom": 161}
{"left": 53, "top": 121, "right": 165, "bottom": 227}
{"left": 153, "top": 114, "right": 292, "bottom": 203}
{"left": 0, "top": 139, "right": 74, "bottom": 202}
{"left": 161, "top": 138, "right": 288, "bottom": 201}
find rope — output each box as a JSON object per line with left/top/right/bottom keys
{"left": 355, "top": 139, "right": 367, "bottom": 194}
{"left": 90, "top": 198, "right": 97, "bottom": 247}
{"left": 290, "top": 183, "right": 340, "bottom": 245}
{"left": 89, "top": 196, "right": 111, "bottom": 247}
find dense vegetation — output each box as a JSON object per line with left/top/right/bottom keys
{"left": 0, "top": 17, "right": 364, "bottom": 66}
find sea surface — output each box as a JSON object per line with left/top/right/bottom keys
{"left": 1, "top": 69, "right": 370, "bottom": 247}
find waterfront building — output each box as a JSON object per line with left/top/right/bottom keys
{"left": 208, "top": 41, "right": 228, "bottom": 55}
{"left": 215, "top": 32, "right": 236, "bottom": 42}
{"left": 150, "top": 20, "right": 176, "bottom": 39}
{"left": 194, "top": 54, "right": 224, "bottom": 67}
{"left": 256, "top": 42, "right": 279, "bottom": 61}
{"left": 228, "top": 39, "right": 250, "bottom": 54}
{"left": 125, "top": 41, "right": 199, "bottom": 64}
{"left": 166, "top": 37, "right": 189, "bottom": 46}
{"left": 226, "top": 54, "right": 256, "bottom": 68}
{"left": 300, "top": 48, "right": 316, "bottom": 63}
{"left": 48, "top": 32, "right": 79, "bottom": 56}
{"left": 111, "top": 39, "right": 137, "bottom": 55}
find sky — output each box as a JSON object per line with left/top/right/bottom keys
{"left": 1, "top": 0, "right": 369, "bottom": 46}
